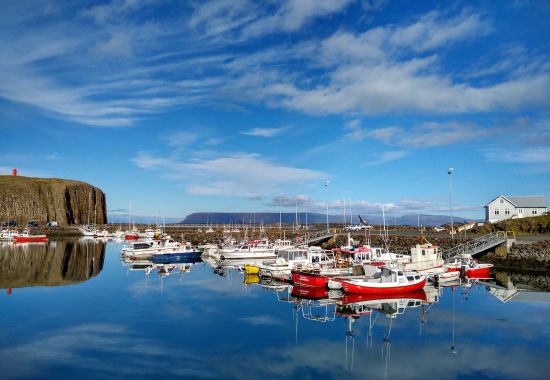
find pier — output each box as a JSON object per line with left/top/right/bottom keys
{"left": 442, "top": 231, "right": 515, "bottom": 260}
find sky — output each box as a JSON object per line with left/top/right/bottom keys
{"left": 0, "top": 0, "right": 549, "bottom": 221}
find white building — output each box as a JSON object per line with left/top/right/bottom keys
{"left": 484, "top": 195, "right": 547, "bottom": 223}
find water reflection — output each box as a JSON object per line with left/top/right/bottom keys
{"left": 0, "top": 239, "right": 104, "bottom": 290}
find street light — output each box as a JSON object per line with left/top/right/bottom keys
{"left": 325, "top": 180, "right": 330, "bottom": 233}
{"left": 448, "top": 167, "right": 454, "bottom": 240}
{"left": 279, "top": 192, "right": 284, "bottom": 231}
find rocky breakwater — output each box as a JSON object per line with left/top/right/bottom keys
{"left": 0, "top": 239, "right": 105, "bottom": 288}
{"left": 0, "top": 175, "right": 106, "bottom": 225}
{"left": 484, "top": 240, "right": 550, "bottom": 271}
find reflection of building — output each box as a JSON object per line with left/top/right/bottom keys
{"left": 484, "top": 195, "right": 547, "bottom": 223}
{"left": 0, "top": 239, "right": 105, "bottom": 289}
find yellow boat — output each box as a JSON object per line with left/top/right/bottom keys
{"left": 243, "top": 264, "right": 260, "bottom": 275}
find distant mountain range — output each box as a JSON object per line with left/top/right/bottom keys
{"left": 179, "top": 212, "right": 472, "bottom": 227}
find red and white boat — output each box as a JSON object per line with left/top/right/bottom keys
{"left": 340, "top": 267, "right": 426, "bottom": 294}
{"left": 291, "top": 271, "right": 330, "bottom": 288}
{"left": 445, "top": 254, "right": 493, "bottom": 278}
{"left": 13, "top": 229, "right": 48, "bottom": 243}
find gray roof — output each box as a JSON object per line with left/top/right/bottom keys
{"left": 504, "top": 196, "right": 547, "bottom": 208}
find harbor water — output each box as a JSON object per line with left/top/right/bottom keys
{"left": 1, "top": 239, "right": 549, "bottom": 379}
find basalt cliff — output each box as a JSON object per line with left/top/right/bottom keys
{"left": 0, "top": 175, "right": 106, "bottom": 225}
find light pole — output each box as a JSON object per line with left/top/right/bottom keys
{"left": 325, "top": 180, "right": 330, "bottom": 233}
{"left": 448, "top": 167, "right": 454, "bottom": 240}
{"left": 279, "top": 192, "right": 283, "bottom": 231}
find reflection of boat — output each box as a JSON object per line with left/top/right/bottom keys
{"left": 340, "top": 267, "right": 426, "bottom": 294}
{"left": 150, "top": 254, "right": 202, "bottom": 264}
{"left": 445, "top": 254, "right": 493, "bottom": 278}
{"left": 340, "top": 289, "right": 427, "bottom": 305}
{"left": 14, "top": 229, "right": 48, "bottom": 243}
{"left": 291, "top": 285, "right": 329, "bottom": 300}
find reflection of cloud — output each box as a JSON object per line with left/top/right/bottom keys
{"left": 239, "top": 315, "right": 285, "bottom": 326}
{"left": 0, "top": 323, "right": 215, "bottom": 379}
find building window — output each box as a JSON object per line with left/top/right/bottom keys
{"left": 518, "top": 208, "right": 523, "bottom": 214}
{"left": 494, "top": 209, "right": 500, "bottom": 215}
{"left": 532, "top": 209, "right": 538, "bottom": 215}
{"left": 505, "top": 209, "right": 510, "bottom": 215}
{"left": 500, "top": 198, "right": 504, "bottom": 203}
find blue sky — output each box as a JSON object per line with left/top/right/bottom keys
{"left": 0, "top": 0, "right": 549, "bottom": 220}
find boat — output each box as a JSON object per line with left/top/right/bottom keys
{"left": 219, "top": 239, "right": 277, "bottom": 260}
{"left": 431, "top": 271, "right": 460, "bottom": 283}
{"left": 243, "top": 264, "right": 260, "bottom": 275}
{"left": 445, "top": 254, "right": 494, "bottom": 278}
{"left": 13, "top": 229, "right": 48, "bottom": 243}
{"left": 258, "top": 246, "right": 336, "bottom": 279}
{"left": 0, "top": 229, "right": 19, "bottom": 241}
{"left": 340, "top": 267, "right": 426, "bottom": 294}
{"left": 122, "top": 239, "right": 198, "bottom": 258}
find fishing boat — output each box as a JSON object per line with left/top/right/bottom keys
{"left": 219, "top": 239, "right": 276, "bottom": 260}
{"left": 257, "top": 246, "right": 336, "bottom": 279}
{"left": 13, "top": 229, "right": 48, "bottom": 243}
{"left": 122, "top": 239, "right": 198, "bottom": 258}
{"left": 340, "top": 267, "right": 426, "bottom": 294}
{"left": 0, "top": 229, "right": 19, "bottom": 241}
{"left": 445, "top": 254, "right": 493, "bottom": 278}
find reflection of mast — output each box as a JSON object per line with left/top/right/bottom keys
{"left": 451, "top": 285, "right": 458, "bottom": 354}
{"left": 344, "top": 317, "right": 355, "bottom": 371}
{"left": 382, "top": 316, "right": 393, "bottom": 380}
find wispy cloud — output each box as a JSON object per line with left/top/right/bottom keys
{"left": 241, "top": 127, "right": 287, "bottom": 138}
{"left": 132, "top": 152, "right": 325, "bottom": 197}
{"left": 485, "top": 147, "right": 550, "bottom": 164}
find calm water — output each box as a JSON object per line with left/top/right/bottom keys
{"left": 1, "top": 239, "right": 549, "bottom": 380}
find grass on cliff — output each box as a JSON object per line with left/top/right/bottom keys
{"left": 472, "top": 214, "right": 550, "bottom": 235}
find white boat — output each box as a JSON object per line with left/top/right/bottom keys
{"left": 219, "top": 239, "right": 276, "bottom": 260}
{"left": 257, "top": 246, "right": 335, "bottom": 278}
{"left": 0, "top": 229, "right": 20, "bottom": 241}
{"left": 122, "top": 239, "right": 198, "bottom": 258}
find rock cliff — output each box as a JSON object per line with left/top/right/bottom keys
{"left": 0, "top": 175, "right": 107, "bottom": 225}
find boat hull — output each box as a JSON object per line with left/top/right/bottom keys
{"left": 14, "top": 236, "right": 48, "bottom": 243}
{"left": 341, "top": 277, "right": 426, "bottom": 294}
{"left": 291, "top": 271, "right": 329, "bottom": 288}
{"left": 341, "top": 289, "right": 427, "bottom": 305}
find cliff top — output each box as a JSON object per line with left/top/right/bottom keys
{"left": 0, "top": 175, "right": 91, "bottom": 187}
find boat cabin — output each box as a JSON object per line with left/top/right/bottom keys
{"left": 410, "top": 243, "right": 441, "bottom": 263}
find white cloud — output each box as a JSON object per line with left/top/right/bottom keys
{"left": 241, "top": 0, "right": 353, "bottom": 38}
{"left": 365, "top": 150, "right": 410, "bottom": 165}
{"left": 485, "top": 147, "right": 550, "bottom": 164}
{"left": 241, "top": 127, "right": 287, "bottom": 138}
{"left": 132, "top": 152, "right": 325, "bottom": 197}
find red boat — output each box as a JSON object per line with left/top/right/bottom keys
{"left": 291, "top": 271, "right": 330, "bottom": 288}
{"left": 445, "top": 254, "right": 493, "bottom": 278}
{"left": 340, "top": 267, "right": 426, "bottom": 294}
{"left": 14, "top": 230, "right": 48, "bottom": 243}
{"left": 124, "top": 234, "right": 140, "bottom": 240}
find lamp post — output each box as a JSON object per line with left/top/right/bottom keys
{"left": 279, "top": 192, "right": 283, "bottom": 231}
{"left": 448, "top": 167, "right": 454, "bottom": 240}
{"left": 325, "top": 180, "right": 330, "bottom": 233}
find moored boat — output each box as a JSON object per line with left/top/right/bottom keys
{"left": 445, "top": 254, "right": 493, "bottom": 278}
{"left": 340, "top": 267, "right": 426, "bottom": 294}
{"left": 13, "top": 229, "right": 48, "bottom": 243}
